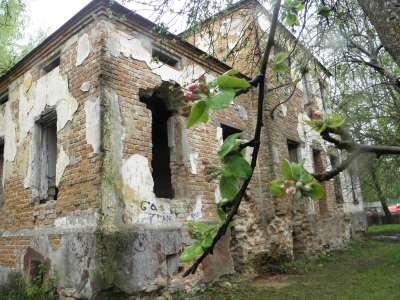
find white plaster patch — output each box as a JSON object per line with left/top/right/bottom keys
{"left": 80, "top": 81, "right": 91, "bottom": 92}
{"left": 56, "top": 146, "right": 70, "bottom": 186}
{"left": 214, "top": 185, "right": 222, "bottom": 204}
{"left": 257, "top": 14, "right": 271, "bottom": 31}
{"left": 120, "top": 154, "right": 176, "bottom": 224}
{"left": 216, "top": 127, "right": 223, "bottom": 145}
{"left": 190, "top": 153, "right": 198, "bottom": 175}
{"left": 9, "top": 80, "right": 16, "bottom": 92}
{"left": 120, "top": 36, "right": 151, "bottom": 66}
{"left": 150, "top": 62, "right": 181, "bottom": 82}
{"left": 76, "top": 33, "right": 91, "bottom": 66}
{"left": 4, "top": 104, "right": 16, "bottom": 162}
{"left": 84, "top": 97, "right": 101, "bottom": 154}
{"left": 281, "top": 103, "right": 287, "bottom": 117}
{"left": 221, "top": 16, "right": 244, "bottom": 36}
{"left": 54, "top": 211, "right": 99, "bottom": 229}
{"left": 56, "top": 98, "right": 79, "bottom": 131}
{"left": 18, "top": 73, "right": 34, "bottom": 145}
{"left": 187, "top": 196, "right": 203, "bottom": 221}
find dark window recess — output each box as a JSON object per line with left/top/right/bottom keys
{"left": 221, "top": 123, "right": 242, "bottom": 141}
{"left": 287, "top": 139, "right": 300, "bottom": 163}
{"left": 29, "top": 260, "right": 44, "bottom": 286}
{"left": 0, "top": 91, "right": 8, "bottom": 105}
{"left": 140, "top": 95, "right": 174, "bottom": 199}
{"left": 152, "top": 49, "right": 179, "bottom": 68}
{"left": 42, "top": 55, "right": 60, "bottom": 76}
{"left": 38, "top": 118, "right": 58, "bottom": 203}
{"left": 318, "top": 80, "right": 328, "bottom": 111}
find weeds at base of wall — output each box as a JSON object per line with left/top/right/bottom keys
{"left": 0, "top": 262, "right": 58, "bottom": 300}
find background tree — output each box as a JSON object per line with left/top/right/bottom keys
{"left": 0, "top": 0, "right": 48, "bottom": 76}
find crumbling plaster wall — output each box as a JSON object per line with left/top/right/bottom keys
{"left": 0, "top": 20, "right": 105, "bottom": 297}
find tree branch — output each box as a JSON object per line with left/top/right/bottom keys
{"left": 182, "top": 0, "right": 282, "bottom": 277}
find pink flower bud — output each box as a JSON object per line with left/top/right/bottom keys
{"left": 312, "top": 110, "right": 321, "bottom": 118}
{"left": 314, "top": 119, "right": 321, "bottom": 125}
{"left": 205, "top": 176, "right": 210, "bottom": 181}
{"left": 188, "top": 84, "right": 197, "bottom": 91}
{"left": 285, "top": 188, "right": 296, "bottom": 195}
{"left": 185, "top": 93, "right": 196, "bottom": 100}
{"left": 284, "top": 180, "right": 293, "bottom": 186}
{"left": 198, "top": 74, "right": 205, "bottom": 81}
{"left": 202, "top": 158, "right": 209, "bottom": 165}
{"left": 199, "top": 84, "right": 208, "bottom": 92}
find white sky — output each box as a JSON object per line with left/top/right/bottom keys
{"left": 28, "top": 0, "right": 92, "bottom": 34}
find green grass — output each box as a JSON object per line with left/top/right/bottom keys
{"left": 188, "top": 236, "right": 400, "bottom": 300}
{"left": 367, "top": 224, "right": 400, "bottom": 233}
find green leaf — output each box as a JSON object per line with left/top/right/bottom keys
{"left": 291, "top": 162, "right": 301, "bottom": 181}
{"left": 207, "top": 88, "right": 236, "bottom": 110}
{"left": 220, "top": 175, "right": 238, "bottom": 200}
{"left": 180, "top": 241, "right": 203, "bottom": 262}
{"left": 281, "top": 159, "right": 293, "bottom": 180}
{"left": 223, "top": 69, "right": 239, "bottom": 76}
{"left": 217, "top": 75, "right": 251, "bottom": 89}
{"left": 309, "top": 182, "right": 324, "bottom": 200}
{"left": 228, "top": 221, "right": 235, "bottom": 228}
{"left": 287, "top": 13, "right": 299, "bottom": 25}
{"left": 270, "top": 179, "right": 286, "bottom": 196}
{"left": 186, "top": 101, "right": 209, "bottom": 128}
{"left": 217, "top": 133, "right": 243, "bottom": 158}
{"left": 201, "top": 234, "right": 213, "bottom": 249}
{"left": 217, "top": 198, "right": 231, "bottom": 208}
{"left": 273, "top": 52, "right": 289, "bottom": 64}
{"left": 221, "top": 155, "right": 252, "bottom": 179}
{"left": 193, "top": 222, "right": 211, "bottom": 234}
{"left": 300, "top": 166, "right": 314, "bottom": 183}
{"left": 295, "top": 3, "right": 305, "bottom": 11}
{"left": 217, "top": 208, "right": 226, "bottom": 221}
{"left": 273, "top": 62, "right": 287, "bottom": 73}
{"left": 327, "top": 115, "right": 346, "bottom": 128}
{"left": 304, "top": 120, "right": 315, "bottom": 127}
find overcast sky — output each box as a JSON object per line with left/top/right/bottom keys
{"left": 29, "top": 0, "right": 92, "bottom": 34}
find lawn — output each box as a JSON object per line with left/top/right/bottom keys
{"left": 185, "top": 225, "right": 400, "bottom": 300}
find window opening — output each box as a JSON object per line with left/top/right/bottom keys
{"left": 287, "top": 139, "right": 300, "bottom": 163}
{"left": 140, "top": 95, "right": 174, "bottom": 199}
{"left": 329, "top": 155, "right": 343, "bottom": 202}
{"left": 152, "top": 49, "right": 180, "bottom": 69}
{"left": 301, "top": 69, "right": 314, "bottom": 105}
{"left": 41, "top": 54, "right": 60, "bottom": 76}
{"left": 318, "top": 79, "right": 328, "bottom": 111}
{"left": 29, "top": 260, "right": 44, "bottom": 286}
{"left": 0, "top": 90, "right": 8, "bottom": 105}
{"left": 37, "top": 116, "right": 58, "bottom": 203}
{"left": 221, "top": 123, "right": 242, "bottom": 140}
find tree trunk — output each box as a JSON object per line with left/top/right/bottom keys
{"left": 371, "top": 169, "right": 393, "bottom": 224}
{"left": 358, "top": 0, "right": 400, "bottom": 69}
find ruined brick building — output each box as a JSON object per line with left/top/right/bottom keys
{"left": 0, "top": 0, "right": 367, "bottom": 298}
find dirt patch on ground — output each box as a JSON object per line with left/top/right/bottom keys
{"left": 241, "top": 273, "right": 293, "bottom": 290}
{"left": 366, "top": 231, "right": 400, "bottom": 243}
